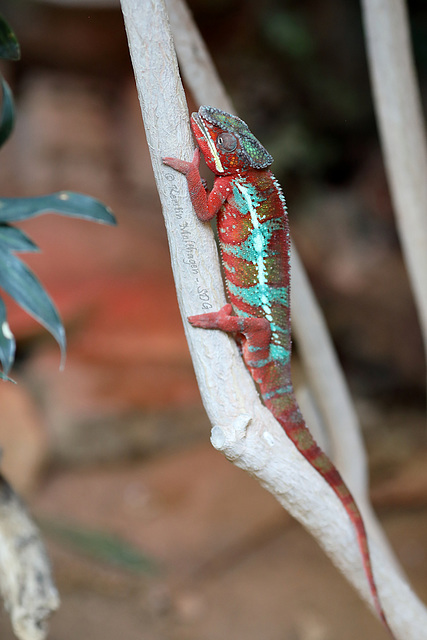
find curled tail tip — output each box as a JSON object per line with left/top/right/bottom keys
{"left": 276, "top": 413, "right": 394, "bottom": 636}
{"left": 373, "top": 592, "right": 394, "bottom": 638}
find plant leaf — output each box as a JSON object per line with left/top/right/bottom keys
{"left": 0, "top": 192, "right": 117, "bottom": 225}
{"left": 0, "top": 77, "right": 15, "bottom": 148}
{"left": 0, "top": 224, "right": 40, "bottom": 253}
{"left": 0, "top": 370, "right": 15, "bottom": 382}
{"left": 0, "top": 15, "right": 20, "bottom": 61}
{"left": 0, "top": 251, "right": 65, "bottom": 360}
{"left": 41, "top": 519, "right": 158, "bottom": 574}
{"left": 0, "top": 297, "right": 15, "bottom": 374}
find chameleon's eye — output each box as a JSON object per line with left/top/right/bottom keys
{"left": 217, "top": 132, "right": 237, "bottom": 152}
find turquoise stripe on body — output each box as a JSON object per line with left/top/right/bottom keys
{"left": 227, "top": 280, "right": 288, "bottom": 308}
{"left": 263, "top": 384, "right": 293, "bottom": 400}
{"left": 221, "top": 217, "right": 283, "bottom": 264}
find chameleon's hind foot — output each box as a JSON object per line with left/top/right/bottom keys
{"left": 189, "top": 304, "right": 271, "bottom": 348}
{"left": 188, "top": 304, "right": 234, "bottom": 330}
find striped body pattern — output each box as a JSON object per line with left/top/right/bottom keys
{"left": 163, "top": 106, "right": 391, "bottom": 635}
{"left": 215, "top": 170, "right": 296, "bottom": 418}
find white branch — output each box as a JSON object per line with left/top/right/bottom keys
{"left": 165, "top": 0, "right": 235, "bottom": 114}
{"left": 361, "top": 0, "right": 427, "bottom": 362}
{"left": 0, "top": 475, "right": 59, "bottom": 640}
{"left": 120, "top": 0, "right": 427, "bottom": 636}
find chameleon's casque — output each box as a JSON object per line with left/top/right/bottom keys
{"left": 191, "top": 106, "right": 273, "bottom": 173}
{"left": 163, "top": 105, "right": 392, "bottom": 636}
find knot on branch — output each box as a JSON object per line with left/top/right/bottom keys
{"left": 210, "top": 414, "right": 252, "bottom": 459}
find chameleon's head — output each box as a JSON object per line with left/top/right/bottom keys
{"left": 190, "top": 106, "right": 273, "bottom": 175}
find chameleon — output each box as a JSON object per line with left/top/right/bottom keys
{"left": 163, "top": 105, "right": 391, "bottom": 635}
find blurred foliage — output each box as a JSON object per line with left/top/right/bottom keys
{"left": 42, "top": 519, "right": 158, "bottom": 575}
{"left": 0, "top": 13, "right": 116, "bottom": 380}
{"left": 0, "top": 13, "right": 19, "bottom": 60}
{"left": 0, "top": 76, "right": 14, "bottom": 148}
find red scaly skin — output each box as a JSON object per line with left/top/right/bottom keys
{"left": 163, "top": 106, "right": 392, "bottom": 636}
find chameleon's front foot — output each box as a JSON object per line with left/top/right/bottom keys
{"left": 163, "top": 147, "right": 212, "bottom": 221}
{"left": 162, "top": 148, "right": 200, "bottom": 176}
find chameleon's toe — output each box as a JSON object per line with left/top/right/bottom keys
{"left": 188, "top": 305, "right": 237, "bottom": 331}
{"left": 163, "top": 149, "right": 200, "bottom": 175}
{"left": 162, "top": 156, "right": 182, "bottom": 170}
{"left": 188, "top": 312, "right": 221, "bottom": 329}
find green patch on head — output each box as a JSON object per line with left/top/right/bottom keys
{"left": 199, "top": 106, "right": 273, "bottom": 169}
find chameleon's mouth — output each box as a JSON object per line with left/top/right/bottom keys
{"left": 192, "top": 111, "right": 224, "bottom": 173}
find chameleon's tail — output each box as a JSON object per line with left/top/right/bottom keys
{"left": 272, "top": 400, "right": 393, "bottom": 636}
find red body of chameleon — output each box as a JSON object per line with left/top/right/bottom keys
{"left": 163, "top": 105, "right": 391, "bottom": 635}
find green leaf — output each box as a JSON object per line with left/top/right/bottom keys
{"left": 0, "top": 77, "right": 15, "bottom": 148}
{"left": 0, "top": 15, "right": 20, "bottom": 61}
{"left": 0, "top": 370, "right": 15, "bottom": 382}
{"left": 42, "top": 519, "right": 158, "bottom": 574}
{"left": 0, "top": 192, "right": 117, "bottom": 225}
{"left": 0, "top": 251, "right": 65, "bottom": 360}
{"left": 0, "top": 297, "right": 15, "bottom": 374}
{"left": 0, "top": 224, "right": 39, "bottom": 253}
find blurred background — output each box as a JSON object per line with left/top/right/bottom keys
{"left": 0, "top": 0, "right": 426, "bottom": 638}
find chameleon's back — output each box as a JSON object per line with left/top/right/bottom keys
{"left": 215, "top": 168, "right": 296, "bottom": 417}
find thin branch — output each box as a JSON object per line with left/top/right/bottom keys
{"left": 290, "top": 248, "right": 401, "bottom": 569}
{"left": 0, "top": 474, "right": 59, "bottom": 640}
{"left": 165, "top": 0, "right": 235, "bottom": 114}
{"left": 361, "top": 0, "right": 427, "bottom": 365}
{"left": 290, "top": 247, "right": 368, "bottom": 495}
{"left": 120, "top": 0, "right": 427, "bottom": 636}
